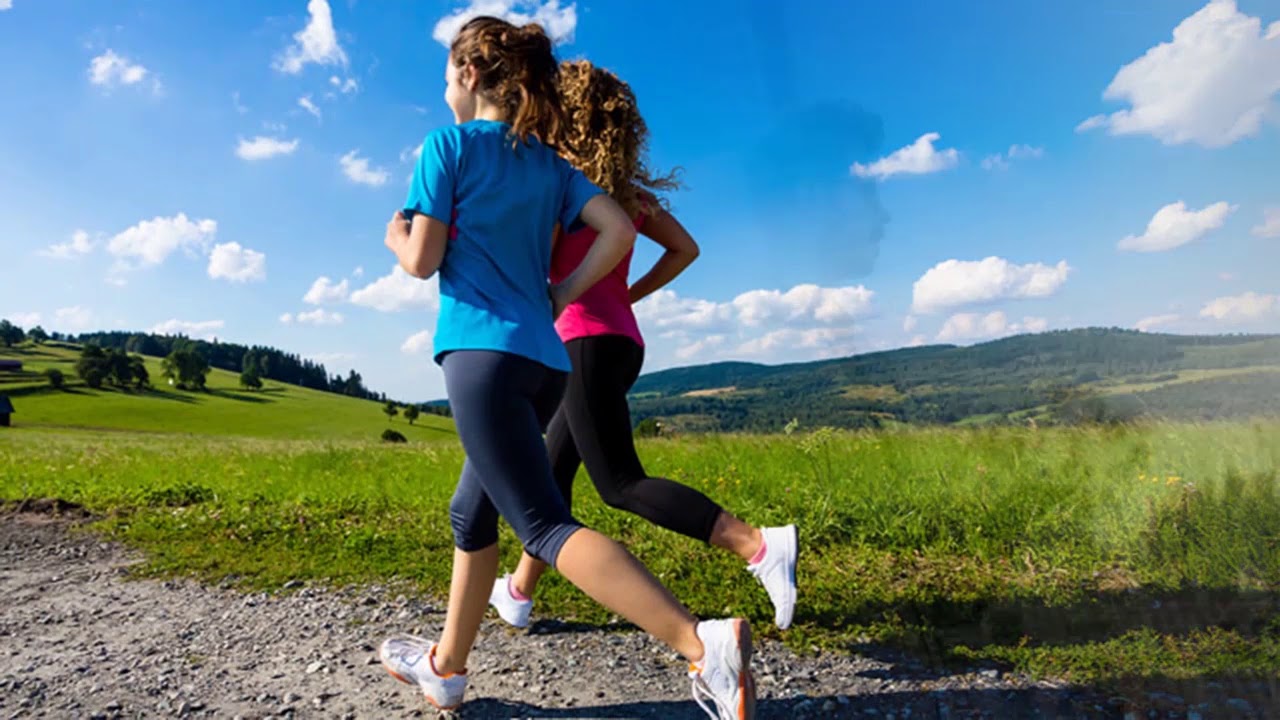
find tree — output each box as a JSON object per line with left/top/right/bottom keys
{"left": 240, "top": 366, "right": 263, "bottom": 391}
{"left": 105, "top": 348, "right": 133, "bottom": 388}
{"left": 0, "top": 320, "right": 23, "bottom": 347}
{"left": 383, "top": 401, "right": 399, "bottom": 422}
{"left": 403, "top": 405, "right": 420, "bottom": 425}
{"left": 75, "top": 345, "right": 108, "bottom": 389}
{"left": 128, "top": 355, "right": 150, "bottom": 389}
{"left": 45, "top": 368, "right": 65, "bottom": 389}
{"left": 163, "top": 349, "right": 210, "bottom": 390}
{"left": 27, "top": 326, "right": 48, "bottom": 344}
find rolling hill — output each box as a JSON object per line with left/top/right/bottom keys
{"left": 0, "top": 343, "right": 454, "bottom": 441}
{"left": 627, "top": 328, "right": 1280, "bottom": 432}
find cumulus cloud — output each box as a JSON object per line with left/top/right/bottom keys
{"left": 40, "top": 230, "right": 94, "bottom": 260}
{"left": 329, "top": 75, "right": 359, "bottom": 94}
{"left": 149, "top": 319, "right": 223, "bottom": 339}
{"left": 0, "top": 1, "right": 13, "bottom": 10}
{"left": 1136, "top": 313, "right": 1181, "bottom": 332}
{"left": 1199, "top": 291, "right": 1279, "bottom": 323}
{"left": 236, "top": 136, "right": 299, "bottom": 161}
{"left": 936, "top": 311, "right": 1047, "bottom": 342}
{"left": 350, "top": 266, "right": 440, "bottom": 312}
{"left": 275, "top": 0, "right": 347, "bottom": 74}
{"left": 851, "top": 132, "right": 959, "bottom": 180}
{"left": 633, "top": 283, "right": 875, "bottom": 365}
{"left": 106, "top": 213, "right": 217, "bottom": 269}
{"left": 303, "top": 276, "right": 350, "bottom": 305}
{"left": 54, "top": 306, "right": 93, "bottom": 332}
{"left": 207, "top": 242, "right": 266, "bottom": 283}
{"left": 1253, "top": 207, "right": 1280, "bottom": 238}
{"left": 911, "top": 256, "right": 1071, "bottom": 314}
{"left": 432, "top": 0, "right": 577, "bottom": 47}
{"left": 340, "top": 150, "right": 389, "bottom": 187}
{"left": 88, "top": 50, "right": 156, "bottom": 91}
{"left": 980, "top": 144, "right": 1044, "bottom": 171}
{"left": 294, "top": 308, "right": 344, "bottom": 326}
{"left": 298, "top": 95, "right": 322, "bottom": 120}
{"left": 1077, "top": 0, "right": 1280, "bottom": 147}
{"left": 401, "top": 330, "right": 433, "bottom": 355}
{"left": 1118, "top": 200, "right": 1235, "bottom": 252}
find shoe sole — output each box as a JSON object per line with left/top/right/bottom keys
{"left": 733, "top": 619, "right": 757, "bottom": 720}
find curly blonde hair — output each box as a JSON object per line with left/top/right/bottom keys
{"left": 555, "top": 59, "right": 680, "bottom": 217}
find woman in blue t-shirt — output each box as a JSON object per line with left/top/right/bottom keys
{"left": 375, "top": 17, "right": 755, "bottom": 719}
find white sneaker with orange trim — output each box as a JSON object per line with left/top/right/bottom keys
{"left": 488, "top": 573, "right": 533, "bottom": 628}
{"left": 689, "top": 619, "right": 756, "bottom": 720}
{"left": 379, "top": 635, "right": 468, "bottom": 711}
{"left": 748, "top": 525, "right": 798, "bottom": 630}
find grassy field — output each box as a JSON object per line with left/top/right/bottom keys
{"left": 2, "top": 420, "right": 1277, "bottom": 693}
{"left": 0, "top": 344, "right": 453, "bottom": 441}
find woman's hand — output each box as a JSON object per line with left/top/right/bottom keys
{"left": 385, "top": 211, "right": 410, "bottom": 252}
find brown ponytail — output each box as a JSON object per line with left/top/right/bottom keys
{"left": 450, "top": 16, "right": 566, "bottom": 149}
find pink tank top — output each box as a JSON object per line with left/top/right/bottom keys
{"left": 550, "top": 214, "right": 646, "bottom": 347}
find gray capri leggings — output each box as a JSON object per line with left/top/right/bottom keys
{"left": 442, "top": 350, "right": 583, "bottom": 566}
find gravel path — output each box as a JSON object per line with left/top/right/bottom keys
{"left": 0, "top": 511, "right": 1264, "bottom": 719}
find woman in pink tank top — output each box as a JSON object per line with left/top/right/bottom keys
{"left": 487, "top": 60, "right": 800, "bottom": 633}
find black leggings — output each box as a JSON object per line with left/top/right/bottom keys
{"left": 443, "top": 351, "right": 582, "bottom": 566}
{"left": 545, "top": 335, "right": 724, "bottom": 543}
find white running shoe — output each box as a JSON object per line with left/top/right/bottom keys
{"left": 488, "top": 573, "right": 533, "bottom": 628}
{"left": 379, "top": 635, "right": 468, "bottom": 711}
{"left": 748, "top": 525, "right": 798, "bottom": 630}
{"left": 689, "top": 619, "right": 756, "bottom": 720}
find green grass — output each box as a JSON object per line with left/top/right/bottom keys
{"left": 2, "top": 421, "right": 1278, "bottom": 690}
{"left": 0, "top": 344, "right": 453, "bottom": 441}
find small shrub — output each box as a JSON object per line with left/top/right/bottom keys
{"left": 381, "top": 429, "right": 407, "bottom": 443}
{"left": 45, "top": 368, "right": 65, "bottom": 389}
{"left": 143, "top": 482, "right": 215, "bottom": 507}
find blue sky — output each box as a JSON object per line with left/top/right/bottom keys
{"left": 2, "top": 0, "right": 1278, "bottom": 401}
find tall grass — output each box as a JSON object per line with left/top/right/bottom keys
{"left": 2, "top": 421, "right": 1278, "bottom": 683}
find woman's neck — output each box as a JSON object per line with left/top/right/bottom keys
{"left": 473, "top": 96, "right": 509, "bottom": 123}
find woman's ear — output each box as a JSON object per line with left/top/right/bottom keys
{"left": 459, "top": 63, "right": 478, "bottom": 92}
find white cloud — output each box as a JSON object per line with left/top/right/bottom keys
{"left": 936, "top": 311, "right": 1047, "bottom": 342}
{"left": 401, "top": 330, "right": 433, "bottom": 355}
{"left": 352, "top": 266, "right": 364, "bottom": 278}
{"left": 88, "top": 50, "right": 154, "bottom": 90}
{"left": 350, "top": 266, "right": 440, "bottom": 312}
{"left": 150, "top": 318, "right": 224, "bottom": 339}
{"left": 401, "top": 143, "right": 424, "bottom": 164}
{"left": 52, "top": 306, "right": 93, "bottom": 332}
{"left": 106, "top": 213, "right": 217, "bottom": 269}
{"left": 298, "top": 95, "right": 322, "bottom": 120}
{"left": 1253, "top": 207, "right": 1280, "bottom": 238}
{"left": 1219, "top": 271, "right": 1237, "bottom": 282}
{"left": 275, "top": 0, "right": 347, "bottom": 75}
{"left": 40, "top": 230, "right": 94, "bottom": 259}
{"left": 731, "top": 285, "right": 874, "bottom": 327}
{"left": 232, "top": 91, "right": 248, "bottom": 114}
{"left": 1078, "top": 0, "right": 1280, "bottom": 148}
{"left": 279, "top": 313, "right": 294, "bottom": 324}
{"left": 295, "top": 308, "right": 344, "bottom": 326}
{"left": 236, "top": 136, "right": 299, "bottom": 161}
{"left": 432, "top": 0, "right": 578, "bottom": 47}
{"left": 8, "top": 312, "right": 40, "bottom": 327}
{"left": 907, "top": 334, "right": 927, "bottom": 348}
{"left": 980, "top": 144, "right": 1044, "bottom": 171}
{"left": 1118, "top": 200, "right": 1235, "bottom": 252}
{"left": 340, "top": 150, "right": 389, "bottom": 187}
{"left": 911, "top": 256, "right": 1071, "bottom": 314}
{"left": 903, "top": 315, "right": 918, "bottom": 333}
{"left": 674, "top": 334, "right": 726, "bottom": 361}
{"left": 1199, "top": 291, "right": 1279, "bottom": 322}
{"left": 207, "top": 242, "right": 266, "bottom": 283}
{"left": 329, "top": 75, "right": 358, "bottom": 94}
{"left": 0, "top": 1, "right": 13, "bottom": 10}
{"left": 735, "top": 327, "right": 860, "bottom": 358}
{"left": 1075, "top": 115, "right": 1108, "bottom": 133}
{"left": 851, "top": 132, "right": 960, "bottom": 180}
{"left": 303, "top": 276, "right": 350, "bottom": 305}
{"left": 1136, "top": 313, "right": 1181, "bottom": 332}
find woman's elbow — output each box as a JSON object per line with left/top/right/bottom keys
{"left": 404, "top": 255, "right": 437, "bottom": 279}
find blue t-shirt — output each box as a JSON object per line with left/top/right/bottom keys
{"left": 404, "top": 120, "right": 602, "bottom": 372}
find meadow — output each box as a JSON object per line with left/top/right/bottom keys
{"left": 2, "top": 418, "right": 1277, "bottom": 694}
